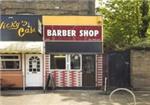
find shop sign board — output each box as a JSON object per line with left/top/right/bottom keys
{"left": 0, "top": 15, "right": 42, "bottom": 41}
{"left": 44, "top": 25, "right": 102, "bottom": 42}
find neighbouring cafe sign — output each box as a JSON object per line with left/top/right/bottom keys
{"left": 0, "top": 15, "right": 42, "bottom": 41}
{"left": 0, "top": 20, "right": 36, "bottom": 37}
{"left": 44, "top": 25, "right": 102, "bottom": 41}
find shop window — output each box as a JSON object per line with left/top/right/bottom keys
{"left": 50, "top": 54, "right": 81, "bottom": 70}
{"left": 71, "top": 54, "right": 81, "bottom": 69}
{"left": 50, "top": 54, "right": 66, "bottom": 69}
{"left": 0, "top": 55, "right": 20, "bottom": 70}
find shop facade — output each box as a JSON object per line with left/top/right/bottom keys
{"left": 0, "top": 15, "right": 43, "bottom": 89}
{"left": 0, "top": 15, "right": 103, "bottom": 89}
{"left": 43, "top": 16, "right": 103, "bottom": 88}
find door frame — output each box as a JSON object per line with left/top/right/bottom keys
{"left": 25, "top": 54, "right": 43, "bottom": 87}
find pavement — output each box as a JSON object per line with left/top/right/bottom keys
{"left": 0, "top": 90, "right": 150, "bottom": 105}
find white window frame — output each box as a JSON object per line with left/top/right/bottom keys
{"left": 49, "top": 54, "right": 82, "bottom": 71}
{"left": 0, "top": 54, "right": 21, "bottom": 70}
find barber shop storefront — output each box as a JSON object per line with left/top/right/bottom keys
{"left": 0, "top": 15, "right": 43, "bottom": 89}
{"left": 43, "top": 16, "right": 103, "bottom": 88}
{"left": 0, "top": 15, "right": 103, "bottom": 89}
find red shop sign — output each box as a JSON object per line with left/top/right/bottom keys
{"left": 44, "top": 25, "right": 102, "bottom": 41}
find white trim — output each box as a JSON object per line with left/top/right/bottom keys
{"left": 1, "top": 59, "right": 20, "bottom": 61}
{"left": 22, "top": 54, "right": 25, "bottom": 91}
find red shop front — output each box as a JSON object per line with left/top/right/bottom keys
{"left": 43, "top": 16, "right": 103, "bottom": 89}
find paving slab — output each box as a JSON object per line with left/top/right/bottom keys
{"left": 0, "top": 90, "right": 150, "bottom": 105}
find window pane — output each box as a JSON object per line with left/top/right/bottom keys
{"left": 71, "top": 54, "right": 80, "bottom": 69}
{"left": 1, "top": 61, "right": 19, "bottom": 69}
{"left": 50, "top": 54, "right": 66, "bottom": 69}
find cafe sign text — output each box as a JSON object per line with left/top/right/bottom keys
{"left": 0, "top": 20, "right": 36, "bottom": 37}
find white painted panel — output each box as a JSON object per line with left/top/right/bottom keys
{"left": 26, "top": 54, "right": 43, "bottom": 87}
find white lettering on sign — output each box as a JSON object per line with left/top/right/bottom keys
{"left": 79, "top": 30, "right": 99, "bottom": 37}
{"left": 47, "top": 29, "right": 100, "bottom": 38}
{"left": 47, "top": 30, "right": 76, "bottom": 37}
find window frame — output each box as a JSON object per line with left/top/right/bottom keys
{"left": 0, "top": 54, "right": 21, "bottom": 70}
{"left": 49, "top": 54, "right": 82, "bottom": 71}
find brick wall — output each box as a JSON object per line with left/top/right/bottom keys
{"left": 96, "top": 54, "right": 103, "bottom": 87}
{"left": 131, "top": 50, "right": 150, "bottom": 90}
{"left": 0, "top": 0, "right": 95, "bottom": 15}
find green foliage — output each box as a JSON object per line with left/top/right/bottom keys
{"left": 97, "top": 0, "right": 150, "bottom": 51}
{"left": 134, "top": 37, "right": 150, "bottom": 48}
{"left": 140, "top": 0, "right": 150, "bottom": 38}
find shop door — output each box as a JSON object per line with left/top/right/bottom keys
{"left": 26, "top": 54, "right": 43, "bottom": 87}
{"left": 82, "top": 55, "right": 95, "bottom": 87}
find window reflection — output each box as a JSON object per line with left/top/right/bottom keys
{"left": 50, "top": 54, "right": 66, "bottom": 69}
{"left": 71, "top": 54, "right": 80, "bottom": 69}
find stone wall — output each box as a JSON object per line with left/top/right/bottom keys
{"left": 0, "top": 0, "right": 95, "bottom": 15}
{"left": 131, "top": 49, "right": 150, "bottom": 90}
